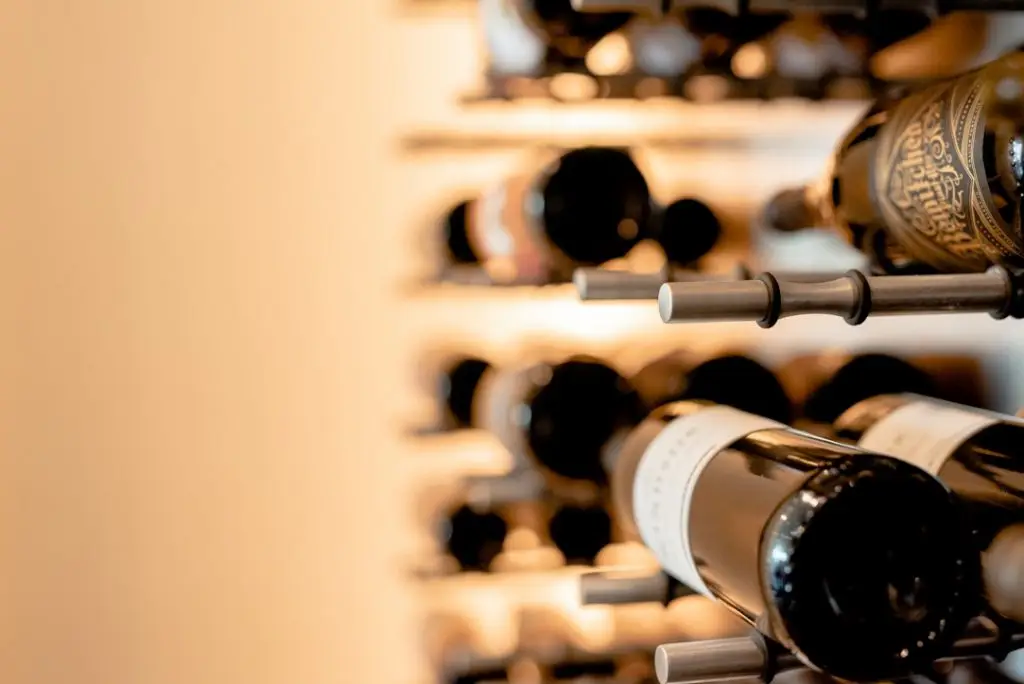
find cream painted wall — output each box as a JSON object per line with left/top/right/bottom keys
{"left": 0, "top": 1, "right": 416, "bottom": 683}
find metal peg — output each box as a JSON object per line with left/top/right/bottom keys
{"left": 579, "top": 569, "right": 670, "bottom": 605}
{"left": 658, "top": 268, "right": 1019, "bottom": 327}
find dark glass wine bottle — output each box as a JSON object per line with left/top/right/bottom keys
{"left": 440, "top": 354, "right": 645, "bottom": 483}
{"left": 833, "top": 394, "right": 1024, "bottom": 623}
{"left": 547, "top": 503, "right": 612, "bottom": 565}
{"left": 440, "top": 357, "right": 492, "bottom": 430}
{"left": 652, "top": 197, "right": 722, "bottom": 269}
{"left": 765, "top": 53, "right": 1024, "bottom": 275}
{"left": 611, "top": 353, "right": 791, "bottom": 542}
{"left": 797, "top": 353, "right": 937, "bottom": 426}
{"left": 442, "top": 504, "right": 509, "bottom": 572}
{"left": 444, "top": 147, "right": 652, "bottom": 285}
{"left": 614, "top": 400, "right": 979, "bottom": 682}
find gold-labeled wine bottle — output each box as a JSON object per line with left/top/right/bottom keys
{"left": 769, "top": 53, "right": 1024, "bottom": 274}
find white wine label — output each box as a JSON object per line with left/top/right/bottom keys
{"left": 632, "top": 406, "right": 783, "bottom": 597}
{"left": 858, "top": 396, "right": 1020, "bottom": 475}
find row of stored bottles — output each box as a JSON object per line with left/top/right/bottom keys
{"left": 413, "top": 350, "right": 987, "bottom": 572}
{"left": 422, "top": 51, "right": 1024, "bottom": 326}
{"left": 468, "top": 1, "right": 1024, "bottom": 101}
{"left": 411, "top": 348, "right": 1024, "bottom": 682}
{"left": 436, "top": 51, "right": 1023, "bottom": 280}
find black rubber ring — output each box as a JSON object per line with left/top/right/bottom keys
{"left": 751, "top": 631, "right": 777, "bottom": 684}
{"left": 757, "top": 272, "right": 782, "bottom": 329}
{"left": 844, "top": 269, "right": 872, "bottom": 326}
{"left": 991, "top": 267, "right": 1024, "bottom": 320}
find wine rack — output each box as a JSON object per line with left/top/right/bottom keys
{"left": 394, "top": 5, "right": 1024, "bottom": 684}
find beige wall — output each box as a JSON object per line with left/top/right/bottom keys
{"left": 0, "top": 2, "right": 415, "bottom": 683}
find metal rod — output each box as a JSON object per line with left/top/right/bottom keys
{"left": 569, "top": 0, "right": 672, "bottom": 14}
{"left": 654, "top": 628, "right": 1024, "bottom": 684}
{"left": 579, "top": 569, "right": 670, "bottom": 605}
{"left": 573, "top": 267, "right": 843, "bottom": 302}
{"left": 655, "top": 637, "right": 800, "bottom": 684}
{"left": 658, "top": 268, "right": 1016, "bottom": 327}
{"left": 573, "top": 268, "right": 743, "bottom": 301}
{"left": 570, "top": 0, "right": 1024, "bottom": 14}
{"left": 462, "top": 470, "right": 547, "bottom": 509}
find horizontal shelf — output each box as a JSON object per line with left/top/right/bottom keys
{"left": 462, "top": 70, "right": 897, "bottom": 106}
{"left": 400, "top": 285, "right": 1024, "bottom": 352}
{"left": 399, "top": 98, "right": 867, "bottom": 153}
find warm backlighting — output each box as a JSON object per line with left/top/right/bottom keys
{"left": 684, "top": 74, "right": 730, "bottom": 102}
{"left": 404, "top": 429, "right": 513, "bottom": 478}
{"left": 664, "top": 595, "right": 746, "bottom": 640}
{"left": 634, "top": 77, "right": 668, "bottom": 99}
{"left": 617, "top": 218, "right": 640, "bottom": 240}
{"left": 585, "top": 33, "right": 634, "bottom": 76}
{"left": 547, "top": 73, "right": 601, "bottom": 101}
{"left": 593, "top": 541, "right": 659, "bottom": 569}
{"left": 732, "top": 42, "right": 770, "bottom": 80}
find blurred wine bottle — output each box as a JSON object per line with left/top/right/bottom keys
{"left": 612, "top": 399, "right": 980, "bottom": 681}
{"left": 871, "top": 12, "right": 1024, "bottom": 82}
{"left": 547, "top": 502, "right": 613, "bottom": 565}
{"left": 437, "top": 354, "right": 645, "bottom": 484}
{"left": 438, "top": 352, "right": 789, "bottom": 516}
{"left": 482, "top": 0, "right": 633, "bottom": 76}
{"left": 730, "top": 13, "right": 864, "bottom": 82}
{"left": 781, "top": 352, "right": 938, "bottom": 426}
{"left": 764, "top": 52, "right": 1024, "bottom": 274}
{"left": 783, "top": 351, "right": 988, "bottom": 426}
{"left": 442, "top": 504, "right": 511, "bottom": 572}
{"left": 443, "top": 148, "right": 721, "bottom": 286}
{"left": 627, "top": 14, "right": 702, "bottom": 77}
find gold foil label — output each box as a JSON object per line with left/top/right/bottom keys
{"left": 872, "top": 71, "right": 1024, "bottom": 272}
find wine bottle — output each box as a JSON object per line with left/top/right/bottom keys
{"left": 628, "top": 15, "right": 702, "bottom": 77}
{"left": 444, "top": 148, "right": 653, "bottom": 285}
{"left": 571, "top": 198, "right": 729, "bottom": 300}
{"left": 788, "top": 351, "right": 987, "bottom": 427}
{"left": 610, "top": 354, "right": 792, "bottom": 542}
{"left": 614, "top": 400, "right": 979, "bottom": 681}
{"left": 733, "top": 14, "right": 863, "bottom": 82}
{"left": 789, "top": 353, "right": 938, "bottom": 426}
{"left": 833, "top": 394, "right": 1024, "bottom": 622}
{"left": 440, "top": 357, "right": 493, "bottom": 430}
{"left": 481, "top": 0, "right": 632, "bottom": 77}
{"left": 585, "top": 354, "right": 792, "bottom": 605}
{"left": 547, "top": 502, "right": 613, "bottom": 565}
{"left": 441, "top": 504, "right": 510, "bottom": 572}
{"left": 764, "top": 53, "right": 1024, "bottom": 275}
{"left": 440, "top": 354, "right": 645, "bottom": 483}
